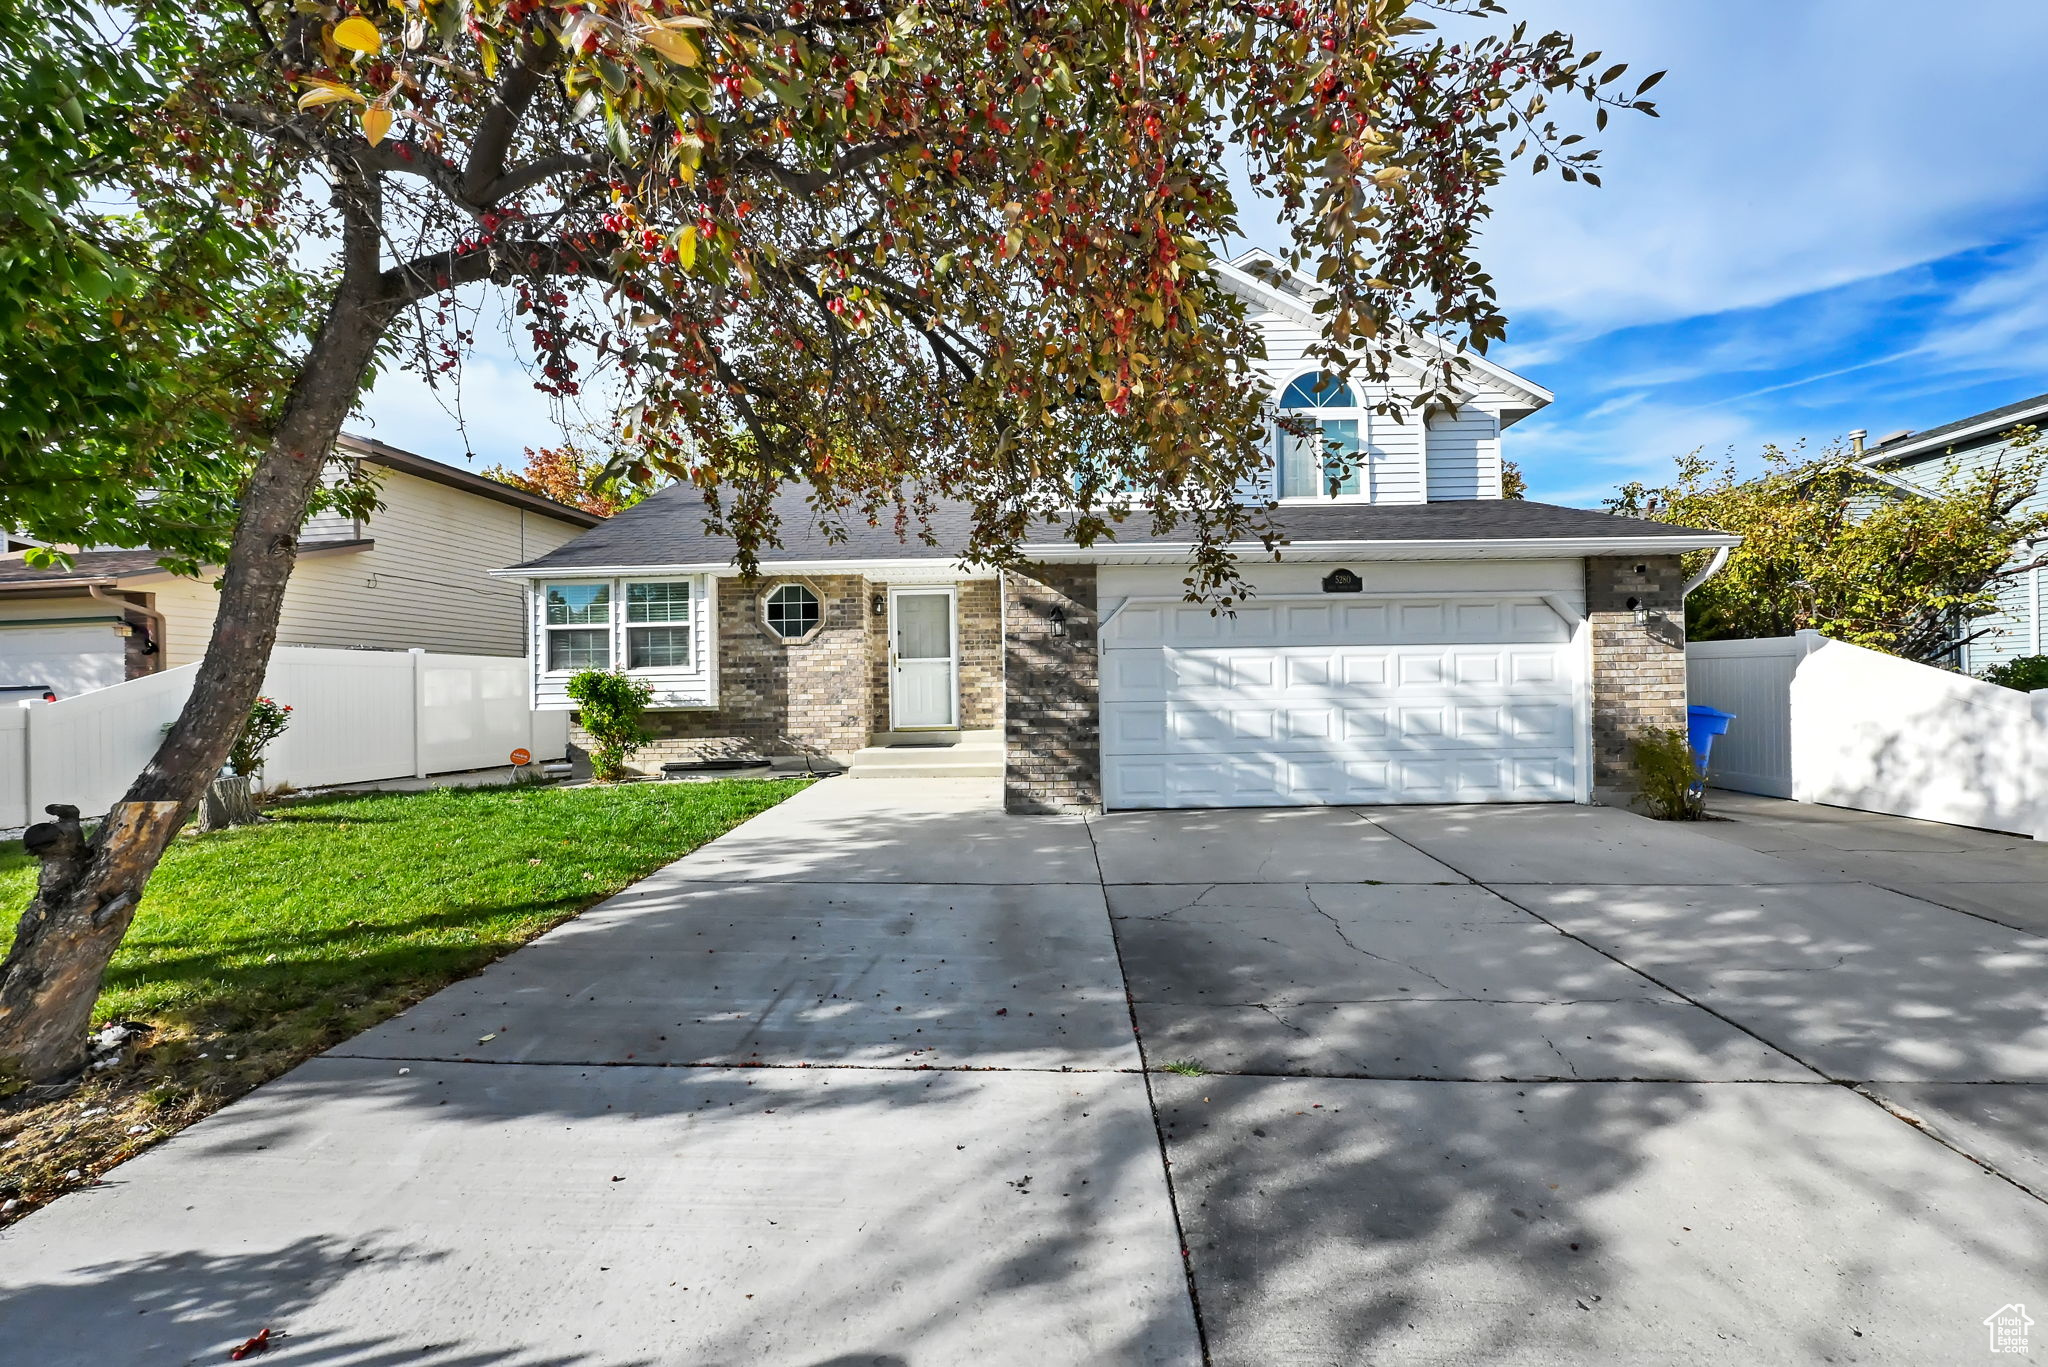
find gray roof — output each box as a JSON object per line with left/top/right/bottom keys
{"left": 0, "top": 548, "right": 176, "bottom": 588}
{"left": 0, "top": 539, "right": 370, "bottom": 591}
{"left": 1865, "top": 391, "right": 2048, "bottom": 465}
{"left": 512, "top": 483, "right": 1726, "bottom": 572}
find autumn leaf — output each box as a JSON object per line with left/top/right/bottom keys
{"left": 362, "top": 105, "right": 393, "bottom": 146}
{"left": 333, "top": 16, "right": 382, "bottom": 54}
{"left": 639, "top": 27, "right": 701, "bottom": 66}
{"left": 297, "top": 79, "right": 368, "bottom": 110}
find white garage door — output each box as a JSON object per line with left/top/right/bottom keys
{"left": 1100, "top": 594, "right": 1582, "bottom": 809}
{"left": 0, "top": 622, "right": 125, "bottom": 698}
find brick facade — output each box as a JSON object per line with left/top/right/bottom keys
{"left": 1002, "top": 565, "right": 1101, "bottom": 813}
{"left": 956, "top": 579, "right": 1002, "bottom": 729}
{"left": 575, "top": 574, "right": 1005, "bottom": 773}
{"left": 575, "top": 574, "right": 873, "bottom": 772}
{"left": 1586, "top": 555, "right": 1689, "bottom": 793}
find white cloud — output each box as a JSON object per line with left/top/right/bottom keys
{"left": 1463, "top": 0, "right": 2048, "bottom": 339}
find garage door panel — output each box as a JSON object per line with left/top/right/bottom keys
{"left": 1119, "top": 646, "right": 1562, "bottom": 704}
{"left": 1105, "top": 701, "right": 1575, "bottom": 756}
{"left": 1102, "top": 595, "right": 1571, "bottom": 651}
{"left": 1101, "top": 748, "right": 1577, "bottom": 809}
{"left": 1100, "top": 591, "right": 1582, "bottom": 809}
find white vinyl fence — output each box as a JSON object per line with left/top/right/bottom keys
{"left": 0, "top": 646, "right": 568, "bottom": 828}
{"left": 1688, "top": 631, "right": 2048, "bottom": 838}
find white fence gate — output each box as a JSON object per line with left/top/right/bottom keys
{"left": 1688, "top": 631, "right": 2048, "bottom": 838}
{"left": 0, "top": 647, "right": 568, "bottom": 828}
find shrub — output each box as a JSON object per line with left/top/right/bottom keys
{"left": 565, "top": 670, "right": 654, "bottom": 781}
{"left": 1628, "top": 726, "right": 1706, "bottom": 821}
{"left": 1981, "top": 654, "right": 2048, "bottom": 693}
{"left": 228, "top": 696, "right": 293, "bottom": 778}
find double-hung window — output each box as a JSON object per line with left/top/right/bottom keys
{"left": 625, "top": 581, "right": 692, "bottom": 668}
{"left": 544, "top": 582, "right": 611, "bottom": 670}
{"left": 1275, "top": 372, "right": 1365, "bottom": 500}
{"left": 542, "top": 579, "right": 696, "bottom": 672}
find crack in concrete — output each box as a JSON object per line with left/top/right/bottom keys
{"left": 1536, "top": 1034, "right": 1584, "bottom": 1080}
{"left": 1301, "top": 885, "right": 1458, "bottom": 994}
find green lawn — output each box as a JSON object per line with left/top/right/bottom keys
{"left": 0, "top": 778, "right": 807, "bottom": 1219}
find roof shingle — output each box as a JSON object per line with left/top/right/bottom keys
{"left": 510, "top": 483, "right": 1727, "bottom": 573}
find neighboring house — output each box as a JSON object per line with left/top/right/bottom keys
{"left": 0, "top": 435, "right": 599, "bottom": 699}
{"left": 1855, "top": 392, "right": 2048, "bottom": 675}
{"left": 500, "top": 250, "right": 1737, "bottom": 813}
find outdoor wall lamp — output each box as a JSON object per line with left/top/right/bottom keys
{"left": 871, "top": 593, "right": 887, "bottom": 618}
{"left": 1046, "top": 605, "right": 1067, "bottom": 638}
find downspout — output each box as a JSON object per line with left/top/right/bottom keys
{"left": 87, "top": 583, "right": 167, "bottom": 671}
{"left": 1681, "top": 545, "right": 1731, "bottom": 598}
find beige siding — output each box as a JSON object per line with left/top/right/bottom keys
{"left": 0, "top": 596, "right": 130, "bottom": 624}
{"left": 149, "top": 574, "right": 224, "bottom": 668}
{"left": 133, "top": 468, "right": 585, "bottom": 668}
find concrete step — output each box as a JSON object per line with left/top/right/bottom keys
{"left": 846, "top": 739, "right": 1003, "bottom": 779}
{"left": 866, "top": 728, "right": 1000, "bottom": 748}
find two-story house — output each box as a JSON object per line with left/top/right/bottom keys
{"left": 499, "top": 250, "right": 1737, "bottom": 813}
{"left": 1855, "top": 391, "right": 2048, "bottom": 676}
{"left": 0, "top": 435, "right": 599, "bottom": 700}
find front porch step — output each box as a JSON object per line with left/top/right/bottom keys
{"left": 846, "top": 731, "right": 1003, "bottom": 779}
{"left": 866, "top": 728, "right": 1000, "bottom": 749}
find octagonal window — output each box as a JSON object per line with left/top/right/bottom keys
{"left": 763, "top": 583, "right": 823, "bottom": 641}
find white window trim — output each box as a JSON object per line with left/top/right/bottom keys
{"left": 538, "top": 576, "right": 705, "bottom": 677}
{"left": 1274, "top": 374, "right": 1374, "bottom": 504}
{"left": 540, "top": 580, "right": 614, "bottom": 674}
{"left": 622, "top": 578, "right": 695, "bottom": 674}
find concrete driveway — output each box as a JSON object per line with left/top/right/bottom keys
{"left": 2, "top": 781, "right": 2045, "bottom": 1365}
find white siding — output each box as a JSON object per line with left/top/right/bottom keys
{"left": 1244, "top": 309, "right": 1513, "bottom": 507}
{"left": 1426, "top": 410, "right": 1504, "bottom": 500}
{"left": 1888, "top": 438, "right": 2046, "bottom": 674}
{"left": 1364, "top": 408, "right": 1426, "bottom": 504}
{"left": 531, "top": 573, "right": 718, "bottom": 710}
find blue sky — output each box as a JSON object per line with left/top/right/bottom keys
{"left": 361, "top": 0, "right": 2048, "bottom": 509}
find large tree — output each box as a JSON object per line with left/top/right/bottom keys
{"left": 0, "top": 0, "right": 1654, "bottom": 1086}
{"left": 1608, "top": 437, "right": 2048, "bottom": 663}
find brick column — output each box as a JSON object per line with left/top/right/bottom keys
{"left": 1586, "top": 555, "right": 1689, "bottom": 795}
{"left": 1002, "top": 564, "right": 1100, "bottom": 813}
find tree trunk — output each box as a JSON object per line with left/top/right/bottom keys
{"left": 0, "top": 271, "right": 396, "bottom": 1087}
{"left": 197, "top": 774, "right": 259, "bottom": 832}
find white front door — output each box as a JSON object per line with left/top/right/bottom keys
{"left": 889, "top": 587, "right": 958, "bottom": 729}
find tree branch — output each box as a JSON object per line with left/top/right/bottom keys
{"left": 463, "top": 31, "right": 556, "bottom": 202}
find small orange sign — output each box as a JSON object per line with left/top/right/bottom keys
{"left": 509, "top": 747, "right": 533, "bottom": 766}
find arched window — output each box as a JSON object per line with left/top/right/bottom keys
{"left": 1278, "top": 374, "right": 1358, "bottom": 409}
{"left": 1275, "top": 372, "right": 1364, "bottom": 500}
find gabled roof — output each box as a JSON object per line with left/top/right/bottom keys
{"left": 503, "top": 482, "right": 1733, "bottom": 576}
{"left": 1859, "top": 391, "right": 2048, "bottom": 468}
{"left": 1216, "top": 249, "right": 1555, "bottom": 423}
{"left": 336, "top": 435, "right": 603, "bottom": 527}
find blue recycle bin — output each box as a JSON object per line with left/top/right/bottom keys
{"left": 1686, "top": 705, "right": 1735, "bottom": 779}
